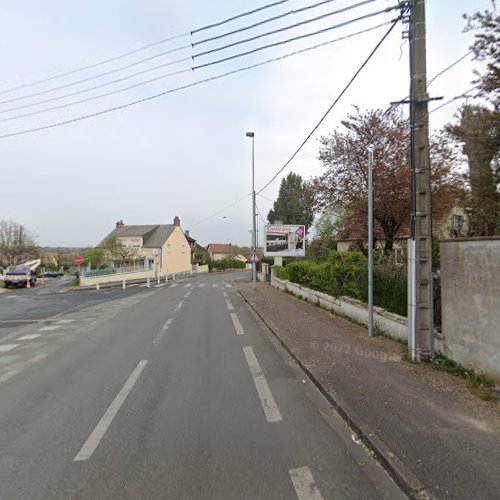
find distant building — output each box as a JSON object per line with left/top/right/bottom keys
{"left": 99, "top": 216, "right": 191, "bottom": 275}
{"left": 206, "top": 243, "right": 236, "bottom": 261}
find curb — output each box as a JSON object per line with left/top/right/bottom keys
{"left": 234, "top": 281, "right": 430, "bottom": 500}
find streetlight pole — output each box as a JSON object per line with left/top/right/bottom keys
{"left": 246, "top": 131, "right": 256, "bottom": 290}
{"left": 367, "top": 146, "right": 374, "bottom": 338}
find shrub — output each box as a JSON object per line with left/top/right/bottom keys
{"left": 208, "top": 258, "right": 246, "bottom": 272}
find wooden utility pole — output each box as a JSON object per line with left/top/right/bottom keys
{"left": 409, "top": 0, "right": 433, "bottom": 360}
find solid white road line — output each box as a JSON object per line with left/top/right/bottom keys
{"left": 153, "top": 318, "right": 173, "bottom": 344}
{"left": 57, "top": 319, "right": 75, "bottom": 324}
{"left": 39, "top": 325, "right": 60, "bottom": 332}
{"left": 74, "top": 360, "right": 148, "bottom": 461}
{"left": 225, "top": 298, "right": 234, "bottom": 311}
{"left": 184, "top": 283, "right": 192, "bottom": 288}
{"left": 170, "top": 283, "right": 178, "bottom": 288}
{"left": 289, "top": 467, "right": 324, "bottom": 500}
{"left": 242, "top": 346, "right": 282, "bottom": 423}
{"left": 184, "top": 291, "right": 191, "bottom": 299}
{"left": 127, "top": 284, "right": 138, "bottom": 288}
{"left": 223, "top": 291, "right": 228, "bottom": 297}
{"left": 0, "top": 344, "right": 19, "bottom": 352}
{"left": 18, "top": 333, "right": 42, "bottom": 340}
{"left": 230, "top": 313, "right": 244, "bottom": 336}
{"left": 174, "top": 301, "right": 184, "bottom": 314}
{"left": 154, "top": 283, "right": 166, "bottom": 288}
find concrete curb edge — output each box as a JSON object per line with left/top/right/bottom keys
{"left": 234, "top": 281, "right": 430, "bottom": 500}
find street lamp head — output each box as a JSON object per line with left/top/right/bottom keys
{"left": 246, "top": 132, "right": 254, "bottom": 138}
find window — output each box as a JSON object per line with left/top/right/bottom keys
{"left": 181, "top": 244, "right": 186, "bottom": 253}
{"left": 451, "top": 214, "right": 464, "bottom": 233}
{"left": 167, "top": 243, "right": 172, "bottom": 253}
{"left": 119, "top": 239, "right": 127, "bottom": 247}
{"left": 131, "top": 239, "right": 140, "bottom": 248}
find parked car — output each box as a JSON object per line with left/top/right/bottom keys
{"left": 41, "top": 271, "right": 60, "bottom": 278}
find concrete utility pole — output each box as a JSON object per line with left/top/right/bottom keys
{"left": 409, "top": 0, "right": 433, "bottom": 360}
{"left": 246, "top": 131, "right": 257, "bottom": 290}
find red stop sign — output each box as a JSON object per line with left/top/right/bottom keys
{"left": 74, "top": 256, "right": 83, "bottom": 265}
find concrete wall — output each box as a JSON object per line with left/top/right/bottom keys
{"left": 441, "top": 237, "right": 500, "bottom": 382}
{"left": 80, "top": 269, "right": 155, "bottom": 287}
{"left": 270, "top": 276, "right": 407, "bottom": 342}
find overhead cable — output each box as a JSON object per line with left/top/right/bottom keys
{"left": 193, "top": 0, "right": 384, "bottom": 59}
{"left": 190, "top": 193, "right": 252, "bottom": 227}
{"left": 192, "top": 0, "right": 290, "bottom": 34}
{"left": 257, "top": 15, "right": 402, "bottom": 194}
{"left": 0, "top": 20, "right": 393, "bottom": 123}
{"left": 192, "top": 0, "right": 343, "bottom": 46}
{"left": 430, "top": 85, "right": 478, "bottom": 113}
{"left": 0, "top": 33, "right": 190, "bottom": 97}
{"left": 0, "top": 0, "right": 290, "bottom": 96}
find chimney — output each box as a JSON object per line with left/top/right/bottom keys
{"left": 116, "top": 219, "right": 124, "bottom": 229}
{"left": 173, "top": 216, "right": 181, "bottom": 227}
{"left": 185, "top": 229, "right": 190, "bottom": 237}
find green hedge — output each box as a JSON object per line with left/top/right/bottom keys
{"left": 208, "top": 258, "right": 246, "bottom": 271}
{"left": 273, "top": 251, "right": 407, "bottom": 317}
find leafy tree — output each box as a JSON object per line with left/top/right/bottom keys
{"left": 0, "top": 220, "right": 39, "bottom": 268}
{"left": 311, "top": 108, "right": 459, "bottom": 254}
{"left": 306, "top": 208, "right": 341, "bottom": 262}
{"left": 82, "top": 247, "right": 106, "bottom": 269}
{"left": 267, "top": 172, "right": 314, "bottom": 230}
{"left": 447, "top": 105, "right": 500, "bottom": 235}
{"left": 101, "top": 236, "right": 140, "bottom": 266}
{"left": 464, "top": 6, "right": 500, "bottom": 106}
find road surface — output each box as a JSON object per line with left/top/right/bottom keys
{"left": 0, "top": 271, "right": 405, "bottom": 499}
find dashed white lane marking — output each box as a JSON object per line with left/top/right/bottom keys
{"left": 184, "top": 291, "right": 191, "bottom": 299}
{"left": 57, "top": 319, "right": 74, "bottom": 324}
{"left": 225, "top": 298, "right": 234, "bottom": 311}
{"left": 153, "top": 319, "right": 173, "bottom": 344}
{"left": 18, "top": 333, "right": 42, "bottom": 340}
{"left": 58, "top": 290, "right": 68, "bottom": 294}
{"left": 0, "top": 370, "right": 20, "bottom": 384}
{"left": 39, "top": 325, "right": 60, "bottom": 332}
{"left": 223, "top": 291, "right": 228, "bottom": 297}
{"left": 174, "top": 301, "right": 184, "bottom": 314}
{"left": 212, "top": 283, "right": 219, "bottom": 288}
{"left": 0, "top": 344, "right": 19, "bottom": 352}
{"left": 170, "top": 284, "right": 178, "bottom": 288}
{"left": 184, "top": 283, "right": 192, "bottom": 288}
{"left": 289, "top": 467, "right": 324, "bottom": 500}
{"left": 74, "top": 360, "right": 148, "bottom": 461}
{"left": 225, "top": 283, "right": 232, "bottom": 288}
{"left": 242, "top": 346, "right": 282, "bottom": 423}
{"left": 199, "top": 284, "right": 205, "bottom": 288}
{"left": 230, "top": 313, "right": 244, "bottom": 336}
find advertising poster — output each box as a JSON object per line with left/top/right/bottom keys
{"left": 264, "top": 225, "right": 305, "bottom": 257}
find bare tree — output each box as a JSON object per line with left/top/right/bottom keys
{"left": 0, "top": 220, "right": 39, "bottom": 268}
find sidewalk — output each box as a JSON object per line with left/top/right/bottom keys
{"left": 235, "top": 279, "right": 500, "bottom": 500}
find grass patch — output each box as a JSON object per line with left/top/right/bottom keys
{"left": 433, "top": 353, "right": 497, "bottom": 401}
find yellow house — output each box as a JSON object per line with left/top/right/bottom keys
{"left": 100, "top": 216, "right": 191, "bottom": 275}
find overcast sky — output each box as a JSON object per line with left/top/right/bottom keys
{"left": 0, "top": 0, "right": 490, "bottom": 248}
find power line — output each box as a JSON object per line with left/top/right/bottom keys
{"left": 193, "top": 0, "right": 349, "bottom": 47}
{"left": 385, "top": 50, "right": 473, "bottom": 116}
{"left": 0, "top": 3, "right": 394, "bottom": 118}
{"left": 0, "top": 0, "right": 295, "bottom": 96}
{"left": 190, "top": 193, "right": 252, "bottom": 227}
{"left": 193, "top": 5, "right": 395, "bottom": 69}
{"left": 430, "top": 85, "right": 478, "bottom": 113}
{"left": 194, "top": 0, "right": 383, "bottom": 59}
{"left": 0, "top": 33, "right": 190, "bottom": 97}
{"left": 255, "top": 202, "right": 268, "bottom": 225}
{"left": 257, "top": 14, "right": 403, "bottom": 194}
{"left": 257, "top": 193, "right": 275, "bottom": 203}
{"left": 0, "top": 48, "right": 192, "bottom": 107}
{"left": 192, "top": 0, "right": 290, "bottom": 35}
{"left": 0, "top": 19, "right": 392, "bottom": 124}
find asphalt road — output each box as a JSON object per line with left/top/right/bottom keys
{"left": 0, "top": 271, "right": 405, "bottom": 499}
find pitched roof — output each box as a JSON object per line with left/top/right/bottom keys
{"left": 207, "top": 243, "right": 234, "bottom": 254}
{"left": 99, "top": 224, "right": 177, "bottom": 248}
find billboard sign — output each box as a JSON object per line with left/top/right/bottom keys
{"left": 264, "top": 225, "right": 305, "bottom": 257}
